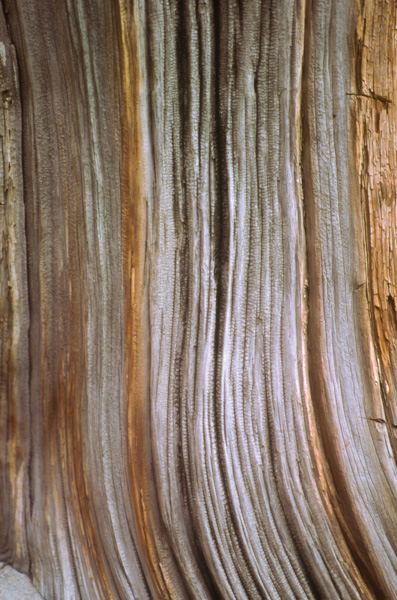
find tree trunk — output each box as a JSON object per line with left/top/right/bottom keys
{"left": 1, "top": 0, "right": 397, "bottom": 598}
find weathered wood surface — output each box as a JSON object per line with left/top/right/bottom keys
{"left": 1, "top": 0, "right": 397, "bottom": 598}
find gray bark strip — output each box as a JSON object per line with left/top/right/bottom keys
{"left": 142, "top": 0, "right": 383, "bottom": 598}
{"left": 303, "top": 0, "right": 397, "bottom": 596}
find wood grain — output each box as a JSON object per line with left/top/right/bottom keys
{"left": 354, "top": 0, "right": 397, "bottom": 457}
{"left": 1, "top": 1, "right": 397, "bottom": 599}
{"left": 0, "top": 3, "right": 29, "bottom": 574}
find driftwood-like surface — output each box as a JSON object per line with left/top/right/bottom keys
{"left": 1, "top": 0, "right": 397, "bottom": 598}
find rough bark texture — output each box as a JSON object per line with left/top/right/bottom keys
{"left": 1, "top": 0, "right": 397, "bottom": 599}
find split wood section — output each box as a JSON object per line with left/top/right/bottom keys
{"left": 1, "top": 1, "right": 397, "bottom": 599}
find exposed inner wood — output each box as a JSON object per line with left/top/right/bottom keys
{"left": 354, "top": 0, "right": 397, "bottom": 450}
{"left": 1, "top": 1, "right": 397, "bottom": 599}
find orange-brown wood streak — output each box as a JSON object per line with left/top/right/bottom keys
{"left": 53, "top": 15, "right": 113, "bottom": 599}
{"left": 302, "top": 2, "right": 393, "bottom": 596}
{"left": 297, "top": 29, "right": 373, "bottom": 590}
{"left": 37, "top": 20, "right": 114, "bottom": 599}
{"left": 354, "top": 0, "right": 397, "bottom": 451}
{"left": 6, "top": 2, "right": 119, "bottom": 595}
{"left": 118, "top": 4, "right": 167, "bottom": 598}
{"left": 303, "top": 377, "right": 373, "bottom": 599}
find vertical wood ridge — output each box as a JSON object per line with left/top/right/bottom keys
{"left": 1, "top": 1, "right": 397, "bottom": 599}
{"left": 0, "top": 1, "right": 29, "bottom": 573}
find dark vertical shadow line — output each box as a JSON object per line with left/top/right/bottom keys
{"left": 206, "top": 0, "right": 237, "bottom": 596}
{"left": 210, "top": 2, "right": 263, "bottom": 597}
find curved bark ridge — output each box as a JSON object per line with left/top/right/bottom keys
{"left": 0, "top": 1, "right": 397, "bottom": 599}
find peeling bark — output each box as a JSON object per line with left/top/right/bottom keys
{"left": 1, "top": 1, "right": 397, "bottom": 599}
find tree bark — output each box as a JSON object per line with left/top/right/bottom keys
{"left": 1, "top": 1, "right": 397, "bottom": 598}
